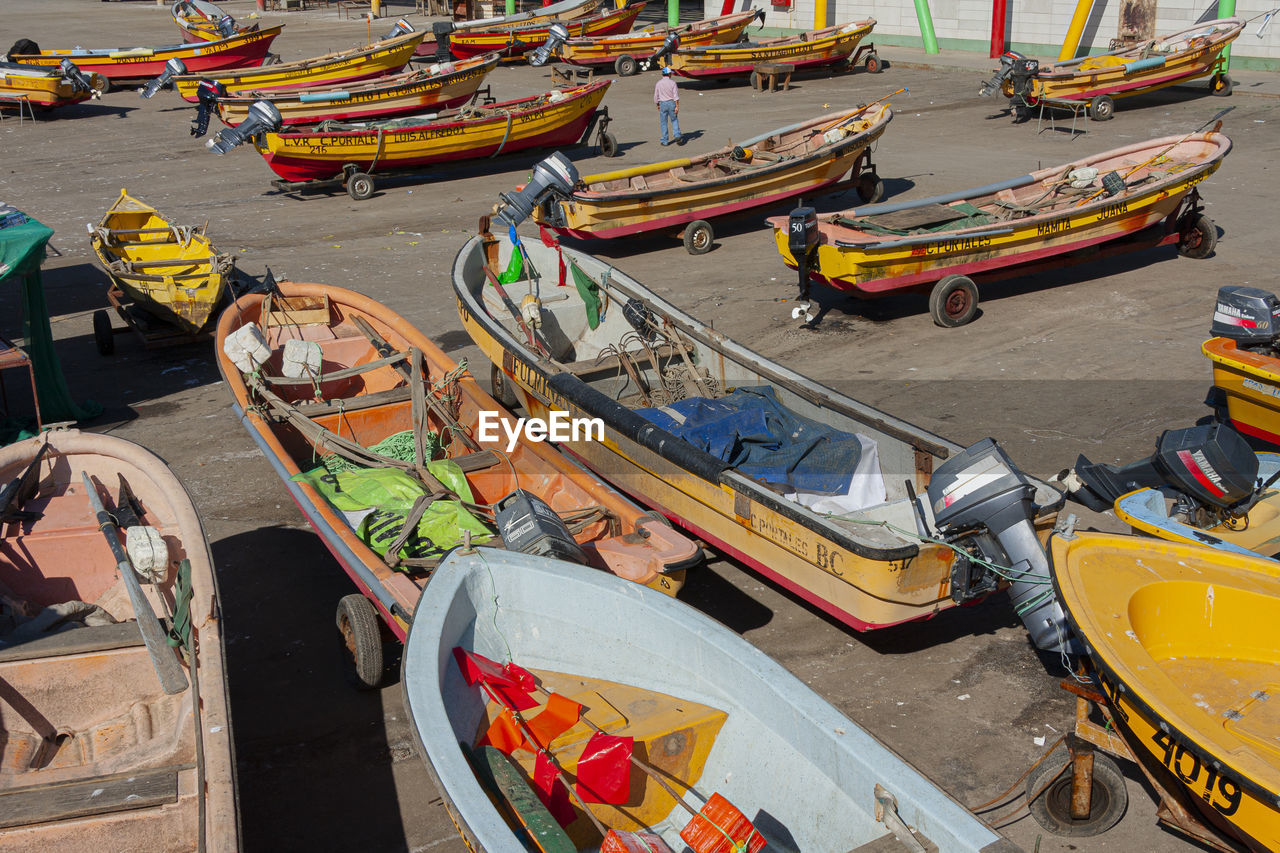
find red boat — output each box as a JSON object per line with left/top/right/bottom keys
{"left": 448, "top": 3, "right": 645, "bottom": 60}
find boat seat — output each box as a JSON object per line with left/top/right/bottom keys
{"left": 0, "top": 766, "right": 180, "bottom": 829}
{"left": 630, "top": 175, "right": 648, "bottom": 190}
{"left": 0, "top": 620, "right": 144, "bottom": 665}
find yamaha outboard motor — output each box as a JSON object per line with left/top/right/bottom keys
{"left": 1211, "top": 284, "right": 1280, "bottom": 354}
{"left": 191, "top": 78, "right": 227, "bottom": 137}
{"left": 206, "top": 99, "right": 282, "bottom": 154}
{"left": 141, "top": 57, "right": 188, "bottom": 99}
{"left": 58, "top": 59, "right": 98, "bottom": 98}
{"left": 646, "top": 31, "right": 681, "bottom": 70}
{"left": 979, "top": 50, "right": 1039, "bottom": 99}
{"left": 431, "top": 21, "right": 455, "bottom": 61}
{"left": 1060, "top": 422, "right": 1259, "bottom": 516}
{"left": 493, "top": 152, "right": 579, "bottom": 228}
{"left": 215, "top": 14, "right": 238, "bottom": 37}
{"left": 530, "top": 22, "right": 569, "bottom": 67}
{"left": 786, "top": 204, "right": 819, "bottom": 323}
{"left": 385, "top": 18, "right": 415, "bottom": 39}
{"left": 927, "top": 439, "right": 1079, "bottom": 655}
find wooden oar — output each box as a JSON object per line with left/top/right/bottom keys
{"left": 821, "top": 87, "right": 905, "bottom": 132}
{"left": 81, "top": 472, "right": 189, "bottom": 695}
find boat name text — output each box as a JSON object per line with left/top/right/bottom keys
{"left": 1036, "top": 218, "right": 1071, "bottom": 236}
{"left": 924, "top": 235, "right": 992, "bottom": 256}
{"left": 1098, "top": 200, "right": 1129, "bottom": 220}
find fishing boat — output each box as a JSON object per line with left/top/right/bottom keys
{"left": 769, "top": 127, "right": 1230, "bottom": 327}
{"left": 449, "top": 3, "right": 647, "bottom": 60}
{"left": 211, "top": 53, "right": 499, "bottom": 129}
{"left": 88, "top": 189, "right": 233, "bottom": 336}
{"left": 0, "top": 429, "right": 237, "bottom": 851}
{"left": 670, "top": 19, "right": 877, "bottom": 78}
{"left": 214, "top": 281, "right": 700, "bottom": 687}
{"left": 0, "top": 60, "right": 105, "bottom": 110}
{"left": 983, "top": 18, "right": 1243, "bottom": 121}
{"left": 208, "top": 81, "right": 613, "bottom": 199}
{"left": 422, "top": 0, "right": 600, "bottom": 57}
{"left": 172, "top": 0, "right": 252, "bottom": 43}
{"left": 403, "top": 546, "right": 1021, "bottom": 853}
{"left": 1206, "top": 336, "right": 1280, "bottom": 446}
{"left": 524, "top": 102, "right": 891, "bottom": 254}
{"left": 6, "top": 26, "right": 282, "bottom": 88}
{"left": 557, "top": 9, "right": 761, "bottom": 75}
{"left": 170, "top": 25, "right": 424, "bottom": 102}
{"left": 1046, "top": 530, "right": 1280, "bottom": 850}
{"left": 452, "top": 226, "right": 1065, "bottom": 633}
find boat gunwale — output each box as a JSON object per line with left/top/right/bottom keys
{"left": 561, "top": 8, "right": 759, "bottom": 49}
{"left": 171, "top": 29, "right": 424, "bottom": 88}
{"left": 214, "top": 52, "right": 498, "bottom": 104}
{"left": 676, "top": 18, "right": 874, "bottom": 57}
{"left": 10, "top": 24, "right": 284, "bottom": 62}
{"left": 450, "top": 2, "right": 644, "bottom": 42}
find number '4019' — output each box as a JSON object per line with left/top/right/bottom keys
{"left": 1149, "top": 730, "right": 1242, "bottom": 816}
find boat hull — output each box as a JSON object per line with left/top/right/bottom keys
{"left": 558, "top": 10, "right": 757, "bottom": 67}
{"left": 417, "top": 0, "right": 600, "bottom": 55}
{"left": 671, "top": 19, "right": 873, "bottom": 77}
{"left": 9, "top": 26, "right": 283, "bottom": 84}
{"left": 1204, "top": 336, "right": 1280, "bottom": 446}
{"left": 449, "top": 3, "right": 646, "bottom": 59}
{"left": 253, "top": 82, "right": 609, "bottom": 183}
{"left": 0, "top": 66, "right": 106, "bottom": 109}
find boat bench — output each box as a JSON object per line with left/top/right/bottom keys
{"left": 0, "top": 766, "right": 181, "bottom": 829}
{"left": 751, "top": 63, "right": 795, "bottom": 92}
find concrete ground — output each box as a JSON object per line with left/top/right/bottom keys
{"left": 3, "top": 1, "right": 1278, "bottom": 850}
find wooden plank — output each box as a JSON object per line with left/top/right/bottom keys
{"left": 469, "top": 745, "right": 576, "bottom": 853}
{"left": 293, "top": 385, "right": 413, "bottom": 416}
{"left": 863, "top": 203, "right": 973, "bottom": 231}
{"left": 0, "top": 621, "right": 146, "bottom": 664}
{"left": 846, "top": 830, "right": 938, "bottom": 852}
{"left": 452, "top": 450, "right": 500, "bottom": 472}
{"left": 0, "top": 766, "right": 179, "bottom": 828}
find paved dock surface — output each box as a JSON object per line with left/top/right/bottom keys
{"left": 3, "top": 2, "right": 1277, "bottom": 850}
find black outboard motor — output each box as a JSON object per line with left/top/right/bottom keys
{"left": 215, "top": 14, "right": 237, "bottom": 37}
{"left": 206, "top": 99, "right": 282, "bottom": 154}
{"left": 530, "top": 22, "right": 570, "bottom": 67}
{"left": 979, "top": 50, "right": 1039, "bottom": 99}
{"left": 140, "top": 57, "right": 188, "bottom": 99}
{"left": 645, "top": 31, "right": 681, "bottom": 70}
{"left": 928, "top": 439, "right": 1079, "bottom": 655}
{"left": 191, "top": 79, "right": 227, "bottom": 137}
{"left": 1211, "top": 285, "right": 1280, "bottom": 354}
{"left": 493, "top": 152, "right": 579, "bottom": 228}
{"left": 431, "top": 21, "right": 455, "bottom": 61}
{"left": 385, "top": 18, "right": 416, "bottom": 39}
{"left": 786, "top": 204, "right": 819, "bottom": 323}
{"left": 58, "top": 59, "right": 98, "bottom": 97}
{"left": 1062, "top": 422, "right": 1259, "bottom": 515}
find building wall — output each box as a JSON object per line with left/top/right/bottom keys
{"left": 705, "top": 0, "right": 1280, "bottom": 68}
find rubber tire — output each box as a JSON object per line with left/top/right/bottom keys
{"left": 337, "top": 593, "right": 384, "bottom": 691}
{"left": 1211, "top": 72, "right": 1233, "bottom": 97}
{"left": 1027, "top": 751, "right": 1128, "bottom": 837}
{"left": 347, "top": 172, "right": 375, "bottom": 201}
{"left": 683, "top": 219, "right": 714, "bottom": 255}
{"left": 491, "top": 363, "right": 520, "bottom": 409}
{"left": 93, "top": 309, "right": 115, "bottom": 356}
{"left": 599, "top": 130, "right": 618, "bottom": 158}
{"left": 855, "top": 172, "right": 884, "bottom": 204}
{"left": 1178, "top": 213, "right": 1217, "bottom": 259}
{"left": 864, "top": 52, "right": 881, "bottom": 74}
{"left": 1089, "top": 94, "right": 1114, "bottom": 121}
{"left": 614, "top": 54, "right": 638, "bottom": 76}
{"left": 928, "top": 275, "right": 979, "bottom": 327}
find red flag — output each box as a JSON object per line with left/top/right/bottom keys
{"left": 522, "top": 692, "right": 582, "bottom": 752}
{"left": 534, "top": 751, "right": 578, "bottom": 827}
{"left": 452, "top": 648, "right": 537, "bottom": 711}
{"left": 575, "top": 731, "right": 633, "bottom": 804}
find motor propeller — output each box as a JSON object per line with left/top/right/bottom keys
{"left": 206, "top": 99, "right": 282, "bottom": 154}
{"left": 140, "top": 57, "right": 188, "bottom": 99}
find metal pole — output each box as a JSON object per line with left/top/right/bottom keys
{"left": 668, "top": 0, "right": 678, "bottom": 28}
{"left": 1219, "top": 0, "right": 1237, "bottom": 69}
{"left": 990, "top": 0, "right": 1007, "bottom": 57}
{"left": 913, "top": 0, "right": 940, "bottom": 54}
{"left": 814, "top": 0, "right": 827, "bottom": 30}
{"left": 1059, "top": 0, "right": 1094, "bottom": 61}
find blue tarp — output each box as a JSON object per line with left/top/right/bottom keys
{"left": 635, "top": 385, "right": 861, "bottom": 494}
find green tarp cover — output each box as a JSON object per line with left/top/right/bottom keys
{"left": 0, "top": 214, "right": 100, "bottom": 426}
{"left": 836, "top": 202, "right": 996, "bottom": 236}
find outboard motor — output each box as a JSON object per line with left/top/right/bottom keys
{"left": 431, "top": 21, "right": 455, "bottom": 61}
{"left": 215, "top": 14, "right": 238, "bottom": 38}
{"left": 979, "top": 50, "right": 1039, "bottom": 99}
{"left": 1211, "top": 284, "right": 1280, "bottom": 354}
{"left": 530, "top": 22, "right": 570, "bottom": 67}
{"left": 140, "top": 57, "right": 188, "bottom": 99}
{"left": 58, "top": 59, "right": 99, "bottom": 98}
{"left": 384, "top": 18, "right": 415, "bottom": 39}
{"left": 206, "top": 99, "right": 282, "bottom": 154}
{"left": 493, "top": 152, "right": 579, "bottom": 228}
{"left": 646, "top": 31, "right": 681, "bottom": 70}
{"left": 786, "top": 204, "right": 819, "bottom": 323}
{"left": 927, "top": 439, "right": 1079, "bottom": 655}
{"left": 190, "top": 79, "right": 227, "bottom": 137}
{"left": 1060, "top": 422, "right": 1260, "bottom": 518}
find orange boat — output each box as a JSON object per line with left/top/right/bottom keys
{"left": 449, "top": 2, "right": 646, "bottom": 60}
{"left": 557, "top": 8, "right": 761, "bottom": 75}
{"left": 214, "top": 281, "right": 699, "bottom": 686}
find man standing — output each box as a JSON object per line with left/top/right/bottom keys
{"left": 654, "top": 66, "right": 681, "bottom": 146}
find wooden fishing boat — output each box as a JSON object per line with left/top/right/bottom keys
{"left": 991, "top": 18, "right": 1243, "bottom": 121}
{"left": 171, "top": 27, "right": 425, "bottom": 102}
{"left": 769, "top": 129, "right": 1230, "bottom": 327}
{"left": 215, "top": 81, "right": 613, "bottom": 198}
{"left": 0, "top": 61, "right": 105, "bottom": 110}
{"left": 214, "top": 281, "right": 700, "bottom": 686}
{"left": 88, "top": 189, "right": 233, "bottom": 336}
{"left": 6, "top": 26, "right": 282, "bottom": 87}
{"left": 1046, "top": 530, "right": 1280, "bottom": 850}
{"left": 557, "top": 9, "right": 760, "bottom": 74}
{"left": 531, "top": 102, "right": 891, "bottom": 254}
{"left": 0, "top": 429, "right": 237, "bottom": 851}
{"left": 452, "top": 228, "right": 1064, "bottom": 632}
{"left": 421, "top": 0, "right": 600, "bottom": 57}
{"left": 449, "top": 3, "right": 647, "bottom": 60}
{"left": 172, "top": 0, "right": 252, "bottom": 43}
{"left": 670, "top": 19, "right": 876, "bottom": 78}
{"left": 1205, "top": 336, "right": 1280, "bottom": 446}
{"left": 403, "top": 546, "right": 1021, "bottom": 853}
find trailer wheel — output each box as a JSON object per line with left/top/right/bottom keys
{"left": 929, "top": 275, "right": 979, "bottom": 327}
{"left": 491, "top": 363, "right": 520, "bottom": 409}
{"left": 1210, "top": 72, "right": 1233, "bottom": 97}
{"left": 855, "top": 172, "right": 884, "bottom": 204}
{"left": 599, "top": 130, "right": 619, "bottom": 158}
{"left": 863, "top": 52, "right": 882, "bottom": 74}
{"left": 1088, "top": 94, "right": 1114, "bottom": 121}
{"left": 93, "top": 310, "right": 115, "bottom": 356}
{"left": 346, "top": 172, "right": 375, "bottom": 201}
{"left": 614, "top": 54, "right": 638, "bottom": 76}
{"left": 1178, "top": 213, "right": 1217, "bottom": 259}
{"left": 683, "top": 220, "right": 714, "bottom": 255}
{"left": 1027, "top": 750, "right": 1128, "bottom": 837}
{"left": 337, "top": 593, "right": 384, "bottom": 690}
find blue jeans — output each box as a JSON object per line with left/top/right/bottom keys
{"left": 658, "top": 100, "right": 680, "bottom": 145}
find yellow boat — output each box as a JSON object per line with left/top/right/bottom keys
{"left": 557, "top": 9, "right": 761, "bottom": 74}
{"left": 0, "top": 60, "right": 105, "bottom": 110}
{"left": 529, "top": 102, "right": 891, "bottom": 253}
{"left": 171, "top": 0, "right": 251, "bottom": 43}
{"left": 1205, "top": 336, "right": 1280, "bottom": 446}
{"left": 171, "top": 26, "right": 425, "bottom": 102}
{"left": 448, "top": 2, "right": 646, "bottom": 60}
{"left": 670, "top": 19, "right": 876, "bottom": 78}
{"left": 1049, "top": 531, "right": 1280, "bottom": 851}
{"left": 88, "top": 189, "right": 233, "bottom": 335}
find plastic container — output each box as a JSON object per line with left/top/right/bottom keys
{"left": 494, "top": 489, "right": 587, "bottom": 565}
